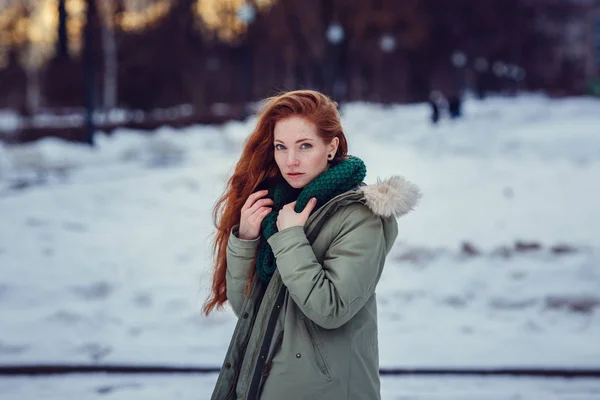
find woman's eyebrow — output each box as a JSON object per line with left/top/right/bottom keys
{"left": 274, "top": 138, "right": 313, "bottom": 144}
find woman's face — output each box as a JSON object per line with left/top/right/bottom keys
{"left": 273, "top": 116, "right": 339, "bottom": 189}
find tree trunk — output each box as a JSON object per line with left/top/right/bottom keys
{"left": 56, "top": 0, "right": 69, "bottom": 60}
{"left": 84, "top": 0, "right": 99, "bottom": 145}
{"left": 25, "top": 65, "right": 41, "bottom": 115}
{"left": 101, "top": 3, "right": 118, "bottom": 110}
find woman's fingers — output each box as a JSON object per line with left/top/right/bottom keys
{"left": 247, "top": 198, "right": 274, "bottom": 215}
{"left": 249, "top": 206, "right": 272, "bottom": 224}
{"left": 242, "top": 190, "right": 269, "bottom": 211}
{"left": 257, "top": 207, "right": 272, "bottom": 223}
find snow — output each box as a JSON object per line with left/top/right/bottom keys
{"left": 0, "top": 110, "right": 21, "bottom": 132}
{"left": 0, "top": 93, "right": 599, "bottom": 370}
{"left": 2, "top": 374, "right": 600, "bottom": 400}
{"left": 0, "top": 105, "right": 195, "bottom": 134}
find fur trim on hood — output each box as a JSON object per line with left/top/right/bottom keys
{"left": 360, "top": 176, "right": 422, "bottom": 218}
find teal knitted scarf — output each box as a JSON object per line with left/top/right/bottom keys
{"left": 256, "top": 156, "right": 367, "bottom": 282}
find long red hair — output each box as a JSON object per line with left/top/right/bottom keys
{"left": 203, "top": 90, "right": 349, "bottom": 315}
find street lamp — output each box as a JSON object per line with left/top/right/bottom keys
{"left": 326, "top": 23, "right": 344, "bottom": 45}
{"left": 380, "top": 34, "right": 396, "bottom": 53}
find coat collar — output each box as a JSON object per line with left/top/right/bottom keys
{"left": 359, "top": 176, "right": 421, "bottom": 218}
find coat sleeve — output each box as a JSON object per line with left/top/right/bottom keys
{"left": 226, "top": 226, "right": 259, "bottom": 317}
{"left": 267, "top": 204, "right": 391, "bottom": 329}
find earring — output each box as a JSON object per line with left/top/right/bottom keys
{"left": 328, "top": 154, "right": 333, "bottom": 160}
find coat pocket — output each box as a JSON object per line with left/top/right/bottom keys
{"left": 303, "top": 319, "right": 332, "bottom": 382}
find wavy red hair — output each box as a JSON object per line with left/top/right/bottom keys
{"left": 203, "top": 90, "right": 349, "bottom": 315}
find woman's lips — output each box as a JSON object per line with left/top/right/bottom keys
{"left": 287, "top": 173, "right": 304, "bottom": 179}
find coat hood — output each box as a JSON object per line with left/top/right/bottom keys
{"left": 359, "top": 176, "right": 422, "bottom": 218}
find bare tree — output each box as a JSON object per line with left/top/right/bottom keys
{"left": 56, "top": 0, "right": 69, "bottom": 60}
{"left": 99, "top": 1, "right": 119, "bottom": 109}
{"left": 83, "top": 0, "right": 100, "bottom": 145}
{"left": 22, "top": 2, "right": 42, "bottom": 114}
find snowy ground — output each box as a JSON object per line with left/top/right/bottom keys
{"left": 3, "top": 373, "right": 600, "bottom": 400}
{"left": 0, "top": 93, "right": 599, "bottom": 370}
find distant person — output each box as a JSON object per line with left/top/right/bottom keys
{"left": 204, "top": 90, "right": 420, "bottom": 399}
{"left": 448, "top": 95, "right": 463, "bottom": 119}
{"left": 475, "top": 72, "right": 488, "bottom": 100}
{"left": 428, "top": 90, "right": 447, "bottom": 124}
{"left": 428, "top": 97, "right": 440, "bottom": 124}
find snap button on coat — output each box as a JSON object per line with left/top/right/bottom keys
{"left": 262, "top": 362, "right": 272, "bottom": 377}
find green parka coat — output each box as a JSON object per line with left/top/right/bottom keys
{"left": 211, "top": 176, "right": 420, "bottom": 400}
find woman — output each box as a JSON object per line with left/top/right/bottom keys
{"left": 204, "top": 90, "right": 420, "bottom": 400}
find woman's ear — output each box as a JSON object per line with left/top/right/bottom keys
{"left": 329, "top": 137, "right": 339, "bottom": 156}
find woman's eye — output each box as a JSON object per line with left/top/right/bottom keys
{"left": 300, "top": 143, "right": 312, "bottom": 149}
{"left": 274, "top": 144, "right": 285, "bottom": 150}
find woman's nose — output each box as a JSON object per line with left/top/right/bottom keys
{"left": 286, "top": 151, "right": 299, "bottom": 166}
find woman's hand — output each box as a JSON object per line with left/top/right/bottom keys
{"left": 238, "top": 190, "right": 274, "bottom": 240}
{"left": 277, "top": 198, "right": 317, "bottom": 231}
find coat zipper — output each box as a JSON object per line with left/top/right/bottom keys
{"left": 245, "top": 286, "right": 286, "bottom": 399}
{"left": 223, "top": 279, "right": 266, "bottom": 400}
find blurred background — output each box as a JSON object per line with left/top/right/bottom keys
{"left": 1, "top": 0, "right": 600, "bottom": 399}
